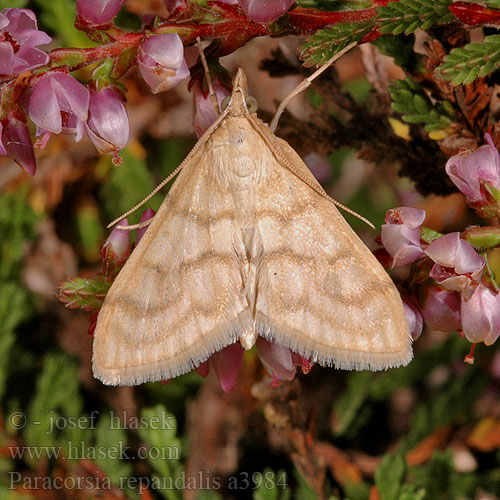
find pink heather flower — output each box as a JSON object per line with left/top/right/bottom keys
{"left": 1, "top": 110, "right": 36, "bottom": 176}
{"left": 419, "top": 286, "right": 461, "bottom": 332}
{"left": 102, "top": 218, "right": 130, "bottom": 262}
{"left": 445, "top": 134, "right": 500, "bottom": 209}
{"left": 85, "top": 87, "right": 130, "bottom": 156}
{"left": 195, "top": 360, "right": 209, "bottom": 378}
{"left": 380, "top": 207, "right": 426, "bottom": 268}
{"left": 0, "top": 8, "right": 51, "bottom": 76}
{"left": 211, "top": 342, "right": 244, "bottom": 393}
{"left": 256, "top": 337, "right": 297, "bottom": 383}
{"left": 461, "top": 284, "right": 500, "bottom": 346}
{"left": 76, "top": 0, "right": 125, "bottom": 28}
{"left": 256, "top": 337, "right": 311, "bottom": 387}
{"left": 303, "top": 152, "right": 332, "bottom": 183}
{"left": 164, "top": 0, "right": 189, "bottom": 14}
{"left": 137, "top": 34, "right": 190, "bottom": 94}
{"left": 164, "top": 0, "right": 183, "bottom": 11}
{"left": 193, "top": 79, "right": 230, "bottom": 138}
{"left": 191, "top": 337, "right": 311, "bottom": 392}
{"left": 402, "top": 297, "right": 423, "bottom": 340}
{"left": 373, "top": 247, "right": 393, "bottom": 269}
{"left": 136, "top": 208, "right": 156, "bottom": 244}
{"left": 141, "top": 14, "right": 156, "bottom": 29}
{"left": 29, "top": 72, "right": 90, "bottom": 142}
{"left": 425, "top": 232, "right": 484, "bottom": 297}
{"left": 238, "top": 0, "right": 295, "bottom": 23}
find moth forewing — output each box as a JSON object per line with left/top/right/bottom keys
{"left": 92, "top": 69, "right": 411, "bottom": 386}
{"left": 92, "top": 120, "right": 254, "bottom": 386}
{"left": 249, "top": 131, "right": 412, "bottom": 369}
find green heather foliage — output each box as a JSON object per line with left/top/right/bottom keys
{"left": 389, "top": 78, "right": 456, "bottom": 132}
{"left": 99, "top": 148, "right": 159, "bottom": 222}
{"left": 0, "top": 0, "right": 27, "bottom": 8}
{"left": 0, "top": 192, "right": 37, "bottom": 402}
{"left": 138, "top": 405, "right": 183, "bottom": 500}
{"left": 377, "top": 0, "right": 454, "bottom": 35}
{"left": 300, "top": 20, "right": 375, "bottom": 65}
{"left": 33, "top": 0, "right": 93, "bottom": 47}
{"left": 439, "top": 35, "right": 500, "bottom": 85}
{"left": 372, "top": 35, "right": 422, "bottom": 73}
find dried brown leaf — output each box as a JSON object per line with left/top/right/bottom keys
{"left": 467, "top": 417, "right": 500, "bottom": 452}
{"left": 406, "top": 425, "right": 452, "bottom": 466}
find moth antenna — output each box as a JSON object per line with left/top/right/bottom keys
{"left": 106, "top": 164, "right": 183, "bottom": 228}
{"left": 117, "top": 219, "right": 153, "bottom": 231}
{"left": 270, "top": 41, "right": 357, "bottom": 133}
{"left": 197, "top": 37, "right": 220, "bottom": 117}
{"left": 107, "top": 66, "right": 235, "bottom": 231}
{"left": 248, "top": 113, "right": 375, "bottom": 230}
{"left": 327, "top": 198, "right": 375, "bottom": 229}
{"left": 283, "top": 159, "right": 375, "bottom": 229}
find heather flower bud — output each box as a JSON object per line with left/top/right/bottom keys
{"left": 76, "top": 0, "right": 125, "bottom": 28}
{"left": 380, "top": 207, "right": 426, "bottom": 268}
{"left": 0, "top": 8, "right": 51, "bottom": 76}
{"left": 85, "top": 87, "right": 130, "bottom": 157}
{"left": 101, "top": 219, "right": 131, "bottom": 279}
{"left": 29, "top": 72, "right": 90, "bottom": 142}
{"left": 195, "top": 360, "right": 209, "bottom": 378}
{"left": 193, "top": 79, "right": 230, "bottom": 138}
{"left": 1, "top": 109, "right": 36, "bottom": 176}
{"left": 104, "top": 224, "right": 130, "bottom": 260}
{"left": 137, "top": 33, "right": 189, "bottom": 94}
{"left": 256, "top": 337, "right": 296, "bottom": 386}
{"left": 425, "top": 232, "right": 484, "bottom": 297}
{"left": 211, "top": 342, "right": 244, "bottom": 393}
{"left": 58, "top": 277, "right": 110, "bottom": 312}
{"left": 238, "top": 0, "right": 295, "bottom": 23}
{"left": 425, "top": 232, "right": 483, "bottom": 273}
{"left": 461, "top": 284, "right": 500, "bottom": 346}
{"left": 137, "top": 208, "right": 156, "bottom": 244}
{"left": 402, "top": 297, "right": 424, "bottom": 340}
{"left": 164, "top": 0, "right": 189, "bottom": 14}
{"left": 419, "top": 286, "right": 461, "bottom": 332}
{"left": 445, "top": 134, "right": 500, "bottom": 215}
{"left": 291, "top": 352, "right": 312, "bottom": 374}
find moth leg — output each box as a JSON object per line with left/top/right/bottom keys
{"left": 269, "top": 41, "right": 357, "bottom": 132}
{"left": 196, "top": 37, "right": 220, "bottom": 118}
{"left": 116, "top": 218, "right": 154, "bottom": 231}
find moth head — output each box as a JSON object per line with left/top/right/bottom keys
{"left": 224, "top": 68, "right": 259, "bottom": 116}
{"left": 221, "top": 94, "right": 258, "bottom": 114}
{"left": 232, "top": 68, "right": 249, "bottom": 95}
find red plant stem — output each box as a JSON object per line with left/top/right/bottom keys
{"left": 287, "top": 7, "right": 377, "bottom": 32}
{"left": 464, "top": 342, "right": 477, "bottom": 364}
{"left": 48, "top": 5, "right": 382, "bottom": 71}
{"left": 449, "top": 1, "right": 500, "bottom": 25}
{"left": 1, "top": 3, "right": 385, "bottom": 109}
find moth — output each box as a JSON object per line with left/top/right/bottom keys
{"left": 92, "top": 69, "right": 412, "bottom": 386}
